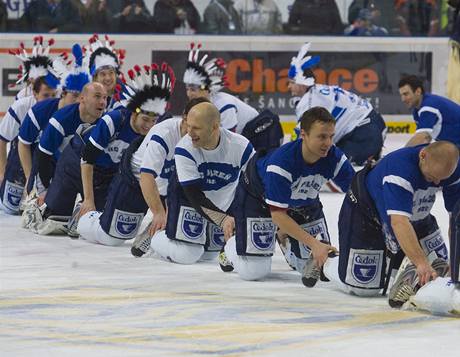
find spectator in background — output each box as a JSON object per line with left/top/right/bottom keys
{"left": 203, "top": 0, "right": 242, "bottom": 34}
{"left": 234, "top": 0, "right": 282, "bottom": 34}
{"left": 152, "top": 0, "right": 200, "bottom": 34}
{"left": 0, "top": 0, "right": 7, "bottom": 32}
{"left": 348, "top": 0, "right": 399, "bottom": 34}
{"left": 84, "top": 0, "right": 115, "bottom": 33}
{"left": 22, "top": 0, "right": 83, "bottom": 33}
{"left": 395, "top": 0, "right": 440, "bottom": 36}
{"left": 286, "top": 0, "right": 343, "bottom": 35}
{"left": 344, "top": 8, "right": 389, "bottom": 35}
{"left": 119, "top": 0, "right": 152, "bottom": 33}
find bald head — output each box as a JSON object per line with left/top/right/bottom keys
{"left": 81, "top": 82, "right": 105, "bottom": 97}
{"left": 186, "top": 102, "right": 221, "bottom": 149}
{"left": 188, "top": 102, "right": 220, "bottom": 126}
{"left": 420, "top": 141, "right": 459, "bottom": 184}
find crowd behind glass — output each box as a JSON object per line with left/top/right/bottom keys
{"left": 0, "top": 0, "right": 459, "bottom": 37}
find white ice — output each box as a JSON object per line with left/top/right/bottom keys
{"left": 1, "top": 134, "right": 459, "bottom": 357}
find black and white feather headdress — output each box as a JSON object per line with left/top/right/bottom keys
{"left": 122, "top": 63, "right": 175, "bottom": 115}
{"left": 183, "top": 43, "right": 227, "bottom": 93}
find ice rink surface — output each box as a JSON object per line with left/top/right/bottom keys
{"left": 1, "top": 134, "right": 459, "bottom": 357}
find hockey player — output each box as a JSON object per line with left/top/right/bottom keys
{"left": 21, "top": 82, "right": 106, "bottom": 230}
{"left": 18, "top": 44, "right": 91, "bottom": 197}
{"left": 220, "top": 107, "right": 353, "bottom": 282}
{"left": 147, "top": 102, "right": 254, "bottom": 264}
{"left": 288, "top": 43, "right": 386, "bottom": 166}
{"left": 84, "top": 34, "right": 126, "bottom": 111}
{"left": 321, "top": 141, "right": 459, "bottom": 305}
{"left": 74, "top": 63, "right": 176, "bottom": 245}
{"left": 404, "top": 199, "right": 460, "bottom": 316}
{"left": 398, "top": 75, "right": 460, "bottom": 147}
{"left": 183, "top": 43, "right": 283, "bottom": 151}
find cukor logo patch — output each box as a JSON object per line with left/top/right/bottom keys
{"left": 181, "top": 208, "right": 205, "bottom": 240}
{"left": 352, "top": 252, "right": 380, "bottom": 284}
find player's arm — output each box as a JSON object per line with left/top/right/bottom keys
{"left": 79, "top": 140, "right": 104, "bottom": 217}
{"left": 390, "top": 214, "right": 436, "bottom": 285}
{"left": 140, "top": 172, "right": 166, "bottom": 235}
{"left": 270, "top": 208, "right": 335, "bottom": 267}
{"left": 0, "top": 139, "right": 7, "bottom": 183}
{"left": 18, "top": 141, "right": 33, "bottom": 184}
{"left": 405, "top": 131, "right": 432, "bottom": 147}
{"left": 331, "top": 152, "right": 355, "bottom": 192}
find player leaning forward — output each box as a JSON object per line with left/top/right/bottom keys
{"left": 219, "top": 106, "right": 354, "bottom": 282}
{"left": 319, "top": 141, "right": 459, "bottom": 308}
{"left": 143, "top": 102, "right": 254, "bottom": 264}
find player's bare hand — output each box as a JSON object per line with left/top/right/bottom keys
{"left": 416, "top": 262, "right": 437, "bottom": 286}
{"left": 149, "top": 209, "right": 167, "bottom": 236}
{"left": 222, "top": 216, "right": 235, "bottom": 241}
{"left": 311, "top": 241, "right": 338, "bottom": 268}
{"left": 37, "top": 191, "right": 47, "bottom": 206}
{"left": 79, "top": 200, "right": 96, "bottom": 218}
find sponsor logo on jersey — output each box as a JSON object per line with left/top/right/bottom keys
{"left": 352, "top": 252, "right": 380, "bottom": 284}
{"left": 423, "top": 233, "right": 448, "bottom": 260}
{"left": 251, "top": 221, "right": 275, "bottom": 250}
{"left": 182, "top": 209, "right": 205, "bottom": 240}
{"left": 211, "top": 225, "right": 225, "bottom": 247}
{"left": 5, "top": 183, "right": 23, "bottom": 208}
{"left": 115, "top": 212, "right": 141, "bottom": 237}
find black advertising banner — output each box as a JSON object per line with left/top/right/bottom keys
{"left": 153, "top": 50, "right": 432, "bottom": 116}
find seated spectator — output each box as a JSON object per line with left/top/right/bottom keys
{"left": 119, "top": 0, "right": 152, "bottom": 33}
{"left": 152, "top": 0, "right": 200, "bottom": 34}
{"left": 286, "top": 0, "right": 343, "bottom": 35}
{"left": 22, "top": 0, "right": 83, "bottom": 33}
{"left": 0, "top": 0, "right": 7, "bottom": 32}
{"left": 83, "top": 0, "right": 115, "bottom": 33}
{"left": 395, "top": 0, "right": 440, "bottom": 36}
{"left": 203, "top": 0, "right": 242, "bottom": 34}
{"left": 234, "top": 0, "right": 282, "bottom": 34}
{"left": 348, "top": 0, "right": 398, "bottom": 34}
{"left": 344, "top": 8, "right": 388, "bottom": 36}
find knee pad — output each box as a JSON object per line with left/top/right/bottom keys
{"left": 236, "top": 256, "right": 271, "bottom": 281}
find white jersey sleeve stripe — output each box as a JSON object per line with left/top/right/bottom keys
{"left": 18, "top": 136, "right": 33, "bottom": 145}
{"left": 418, "top": 106, "right": 442, "bottom": 119}
{"left": 333, "top": 154, "right": 347, "bottom": 178}
{"left": 265, "top": 198, "right": 289, "bottom": 208}
{"left": 267, "top": 164, "right": 293, "bottom": 183}
{"left": 102, "top": 114, "right": 115, "bottom": 136}
{"left": 387, "top": 209, "right": 412, "bottom": 217}
{"left": 49, "top": 118, "right": 65, "bottom": 136}
{"left": 38, "top": 143, "right": 53, "bottom": 155}
{"left": 89, "top": 136, "right": 105, "bottom": 151}
{"left": 28, "top": 108, "right": 41, "bottom": 131}
{"left": 415, "top": 128, "right": 433, "bottom": 133}
{"left": 382, "top": 175, "right": 414, "bottom": 194}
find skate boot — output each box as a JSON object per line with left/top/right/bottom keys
{"left": 389, "top": 257, "right": 449, "bottom": 308}
{"left": 131, "top": 223, "right": 152, "bottom": 257}
{"left": 302, "top": 250, "right": 337, "bottom": 288}
{"left": 218, "top": 245, "right": 234, "bottom": 272}
{"left": 67, "top": 202, "right": 82, "bottom": 239}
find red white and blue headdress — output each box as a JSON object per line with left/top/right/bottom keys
{"left": 183, "top": 43, "right": 227, "bottom": 93}
{"left": 122, "top": 63, "right": 175, "bottom": 115}
{"left": 288, "top": 43, "right": 320, "bottom": 87}
{"left": 52, "top": 44, "right": 91, "bottom": 93}
{"left": 84, "top": 34, "right": 125, "bottom": 75}
{"left": 9, "top": 36, "right": 58, "bottom": 87}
